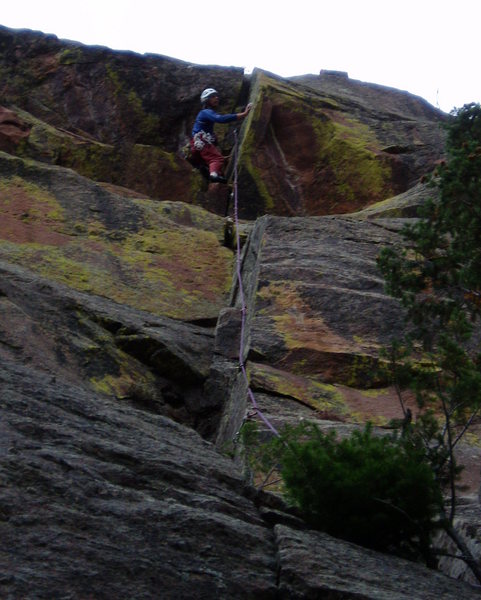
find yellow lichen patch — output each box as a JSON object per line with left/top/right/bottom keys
{"left": 241, "top": 154, "right": 275, "bottom": 211}
{"left": 120, "top": 225, "right": 234, "bottom": 302}
{"left": 313, "top": 114, "right": 393, "bottom": 205}
{"left": 463, "top": 431, "right": 481, "bottom": 448}
{"left": 255, "top": 280, "right": 386, "bottom": 387}
{"left": 335, "top": 384, "right": 413, "bottom": 426}
{"left": 151, "top": 200, "right": 226, "bottom": 234}
{"left": 0, "top": 176, "right": 66, "bottom": 226}
{"left": 88, "top": 338, "right": 159, "bottom": 399}
{"left": 0, "top": 177, "right": 70, "bottom": 246}
{"left": 257, "top": 281, "right": 352, "bottom": 354}
{"left": 0, "top": 167, "right": 233, "bottom": 320}
{"left": 91, "top": 371, "right": 154, "bottom": 399}
{"left": 0, "top": 195, "right": 233, "bottom": 320}
{"left": 248, "top": 362, "right": 349, "bottom": 418}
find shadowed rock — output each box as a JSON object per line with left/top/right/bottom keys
{"left": 275, "top": 525, "right": 481, "bottom": 599}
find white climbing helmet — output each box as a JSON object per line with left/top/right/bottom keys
{"left": 200, "top": 88, "right": 218, "bottom": 103}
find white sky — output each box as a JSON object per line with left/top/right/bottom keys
{"left": 1, "top": 0, "right": 480, "bottom": 113}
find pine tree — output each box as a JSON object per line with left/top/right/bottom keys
{"left": 377, "top": 102, "right": 481, "bottom": 582}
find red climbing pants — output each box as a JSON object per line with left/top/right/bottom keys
{"left": 190, "top": 137, "right": 225, "bottom": 175}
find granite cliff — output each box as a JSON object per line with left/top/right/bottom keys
{"left": 1, "top": 24, "right": 480, "bottom": 598}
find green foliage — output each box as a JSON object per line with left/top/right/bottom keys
{"left": 251, "top": 421, "right": 442, "bottom": 565}
{"left": 378, "top": 103, "right": 481, "bottom": 346}
{"left": 376, "top": 103, "right": 481, "bottom": 581}
{"left": 377, "top": 104, "right": 481, "bottom": 483}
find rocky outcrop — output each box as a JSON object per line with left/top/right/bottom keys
{"left": 0, "top": 259, "right": 220, "bottom": 435}
{"left": 234, "top": 70, "right": 446, "bottom": 218}
{"left": 0, "top": 25, "right": 248, "bottom": 201}
{"left": 0, "top": 26, "right": 446, "bottom": 218}
{"left": 214, "top": 214, "right": 407, "bottom": 445}
{"left": 0, "top": 151, "right": 233, "bottom": 322}
{"left": 3, "top": 338, "right": 481, "bottom": 599}
{"left": 0, "top": 106, "right": 30, "bottom": 152}
{"left": 351, "top": 181, "right": 440, "bottom": 219}
{"left": 0, "top": 354, "right": 278, "bottom": 599}
{"left": 0, "top": 259, "right": 479, "bottom": 598}
{"left": 275, "top": 525, "right": 481, "bottom": 599}
{"left": 213, "top": 214, "right": 481, "bottom": 497}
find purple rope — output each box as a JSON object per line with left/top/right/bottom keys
{"left": 232, "top": 130, "right": 279, "bottom": 437}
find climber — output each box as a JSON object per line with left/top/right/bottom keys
{"left": 190, "top": 88, "right": 252, "bottom": 184}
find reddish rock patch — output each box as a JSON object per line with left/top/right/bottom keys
{"left": 0, "top": 185, "right": 69, "bottom": 246}
{"left": 0, "top": 214, "right": 70, "bottom": 246}
{"left": 0, "top": 106, "right": 31, "bottom": 153}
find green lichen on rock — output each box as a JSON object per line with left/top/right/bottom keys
{"left": 58, "top": 47, "right": 83, "bottom": 65}
{"left": 0, "top": 175, "right": 67, "bottom": 236}
{"left": 316, "top": 114, "right": 393, "bottom": 205}
{"left": 13, "top": 107, "right": 120, "bottom": 182}
{"left": 239, "top": 153, "right": 275, "bottom": 213}
{"left": 237, "top": 70, "right": 396, "bottom": 216}
{"left": 248, "top": 362, "right": 349, "bottom": 418}
{"left": 105, "top": 61, "right": 161, "bottom": 143}
{"left": 0, "top": 168, "right": 234, "bottom": 320}
{"left": 12, "top": 104, "right": 175, "bottom": 199}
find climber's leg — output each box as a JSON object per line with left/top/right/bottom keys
{"left": 198, "top": 144, "right": 228, "bottom": 182}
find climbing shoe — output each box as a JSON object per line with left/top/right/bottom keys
{"left": 209, "top": 173, "right": 228, "bottom": 184}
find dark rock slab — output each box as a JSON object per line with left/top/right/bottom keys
{"left": 246, "top": 215, "right": 405, "bottom": 384}
{"left": 0, "top": 260, "right": 220, "bottom": 435}
{"left": 0, "top": 358, "right": 278, "bottom": 599}
{"left": 275, "top": 524, "right": 481, "bottom": 599}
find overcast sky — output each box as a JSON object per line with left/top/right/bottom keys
{"left": 2, "top": 0, "right": 480, "bottom": 113}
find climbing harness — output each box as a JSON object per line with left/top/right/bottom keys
{"left": 192, "top": 130, "right": 216, "bottom": 151}
{"left": 231, "top": 129, "right": 279, "bottom": 437}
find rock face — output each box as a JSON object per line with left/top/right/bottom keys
{"left": 234, "top": 69, "right": 446, "bottom": 218}
{"left": 0, "top": 26, "right": 446, "bottom": 218}
{"left": 0, "top": 106, "right": 30, "bottom": 152}
{"left": 1, "top": 24, "right": 480, "bottom": 599}
{"left": 214, "top": 215, "right": 410, "bottom": 445}
{"left": 4, "top": 340, "right": 481, "bottom": 599}
{"left": 0, "top": 25, "right": 247, "bottom": 202}
{"left": 0, "top": 151, "right": 233, "bottom": 322}
{"left": 0, "top": 353, "right": 278, "bottom": 599}
{"left": 274, "top": 524, "right": 481, "bottom": 599}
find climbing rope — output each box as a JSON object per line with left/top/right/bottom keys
{"left": 231, "top": 129, "right": 279, "bottom": 437}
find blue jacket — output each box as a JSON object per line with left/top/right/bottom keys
{"left": 191, "top": 108, "right": 237, "bottom": 138}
